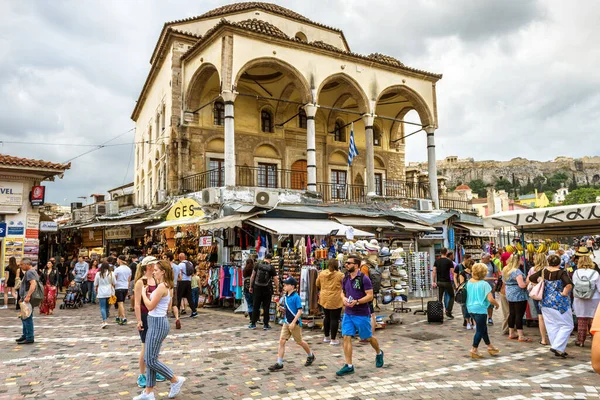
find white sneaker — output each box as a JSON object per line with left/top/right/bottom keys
{"left": 330, "top": 340, "right": 340, "bottom": 345}
{"left": 466, "top": 323, "right": 472, "bottom": 330}
{"left": 0, "top": 305, "right": 8, "bottom": 309}
{"left": 323, "top": 337, "right": 331, "bottom": 343}
{"left": 168, "top": 376, "right": 185, "bottom": 398}
{"left": 102, "top": 322, "right": 108, "bottom": 329}
{"left": 133, "top": 390, "right": 155, "bottom": 400}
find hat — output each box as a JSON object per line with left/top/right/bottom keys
{"left": 365, "top": 242, "right": 380, "bottom": 252}
{"left": 141, "top": 256, "right": 158, "bottom": 266}
{"left": 283, "top": 276, "right": 298, "bottom": 286}
{"left": 370, "top": 239, "right": 379, "bottom": 246}
{"left": 575, "top": 246, "right": 592, "bottom": 257}
{"left": 379, "top": 247, "right": 391, "bottom": 257}
{"left": 390, "top": 248, "right": 404, "bottom": 260}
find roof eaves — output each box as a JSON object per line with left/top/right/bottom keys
{"left": 181, "top": 20, "right": 442, "bottom": 80}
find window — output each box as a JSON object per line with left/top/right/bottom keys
{"left": 258, "top": 163, "right": 278, "bottom": 188}
{"left": 161, "top": 103, "right": 166, "bottom": 131}
{"left": 331, "top": 169, "right": 347, "bottom": 199}
{"left": 261, "top": 110, "right": 273, "bottom": 133}
{"left": 295, "top": 32, "right": 307, "bottom": 42}
{"left": 375, "top": 173, "right": 383, "bottom": 196}
{"left": 373, "top": 126, "right": 382, "bottom": 147}
{"left": 214, "top": 101, "right": 225, "bottom": 125}
{"left": 148, "top": 126, "right": 152, "bottom": 145}
{"left": 156, "top": 113, "right": 160, "bottom": 140}
{"left": 208, "top": 158, "right": 225, "bottom": 187}
{"left": 334, "top": 120, "right": 345, "bottom": 142}
{"left": 298, "top": 107, "right": 307, "bottom": 129}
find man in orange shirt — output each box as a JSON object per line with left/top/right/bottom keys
{"left": 592, "top": 303, "right": 600, "bottom": 374}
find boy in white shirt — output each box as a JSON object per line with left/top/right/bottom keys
{"left": 114, "top": 255, "right": 132, "bottom": 325}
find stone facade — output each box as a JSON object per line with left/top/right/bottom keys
{"left": 410, "top": 156, "right": 600, "bottom": 187}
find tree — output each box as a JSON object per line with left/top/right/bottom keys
{"left": 495, "top": 178, "right": 513, "bottom": 192}
{"left": 533, "top": 176, "right": 546, "bottom": 191}
{"left": 522, "top": 177, "right": 534, "bottom": 194}
{"left": 562, "top": 187, "right": 600, "bottom": 205}
{"left": 467, "top": 179, "right": 486, "bottom": 198}
{"left": 547, "top": 171, "right": 569, "bottom": 191}
{"left": 569, "top": 173, "right": 578, "bottom": 192}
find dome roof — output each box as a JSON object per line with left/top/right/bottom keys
{"left": 455, "top": 184, "right": 471, "bottom": 191}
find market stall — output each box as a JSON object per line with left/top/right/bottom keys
{"left": 452, "top": 222, "right": 497, "bottom": 262}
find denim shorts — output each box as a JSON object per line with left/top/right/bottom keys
{"left": 341, "top": 314, "right": 372, "bottom": 340}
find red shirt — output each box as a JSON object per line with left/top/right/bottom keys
{"left": 87, "top": 268, "right": 99, "bottom": 282}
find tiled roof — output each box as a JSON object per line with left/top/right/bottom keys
{"left": 367, "top": 53, "right": 404, "bottom": 67}
{"left": 167, "top": 2, "right": 342, "bottom": 33}
{"left": 233, "top": 18, "right": 288, "bottom": 39}
{"left": 455, "top": 184, "right": 471, "bottom": 190}
{"left": 0, "top": 154, "right": 71, "bottom": 171}
{"left": 181, "top": 18, "right": 442, "bottom": 79}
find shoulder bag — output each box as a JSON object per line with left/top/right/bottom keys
{"left": 529, "top": 268, "right": 545, "bottom": 301}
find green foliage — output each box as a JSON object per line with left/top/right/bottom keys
{"left": 562, "top": 187, "right": 600, "bottom": 205}
{"left": 467, "top": 179, "right": 486, "bottom": 198}
{"left": 495, "top": 178, "right": 513, "bottom": 192}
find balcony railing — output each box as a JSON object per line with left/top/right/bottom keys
{"left": 439, "top": 196, "right": 473, "bottom": 212}
{"left": 236, "top": 166, "right": 308, "bottom": 190}
{"left": 181, "top": 168, "right": 222, "bottom": 193}
{"left": 317, "top": 182, "right": 367, "bottom": 203}
{"left": 382, "top": 180, "right": 430, "bottom": 199}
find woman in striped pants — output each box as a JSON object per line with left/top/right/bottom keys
{"left": 134, "top": 260, "right": 186, "bottom": 400}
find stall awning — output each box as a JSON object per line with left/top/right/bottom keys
{"left": 394, "top": 221, "right": 437, "bottom": 232}
{"left": 83, "top": 218, "right": 149, "bottom": 228}
{"left": 247, "top": 218, "right": 374, "bottom": 237}
{"left": 454, "top": 223, "right": 496, "bottom": 237}
{"left": 334, "top": 217, "right": 394, "bottom": 228}
{"left": 483, "top": 202, "right": 600, "bottom": 236}
{"left": 198, "top": 212, "right": 263, "bottom": 230}
{"left": 145, "top": 216, "right": 205, "bottom": 229}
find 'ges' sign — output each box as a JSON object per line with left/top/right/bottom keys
{"left": 166, "top": 198, "right": 204, "bottom": 221}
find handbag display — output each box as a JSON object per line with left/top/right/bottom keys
{"left": 529, "top": 269, "right": 546, "bottom": 301}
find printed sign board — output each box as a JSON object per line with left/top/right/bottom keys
{"left": 105, "top": 226, "right": 132, "bottom": 240}
{"left": 0, "top": 182, "right": 23, "bottom": 206}
{"left": 199, "top": 236, "right": 213, "bottom": 247}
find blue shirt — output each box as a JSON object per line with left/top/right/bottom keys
{"left": 466, "top": 280, "right": 491, "bottom": 315}
{"left": 505, "top": 269, "right": 528, "bottom": 302}
{"left": 283, "top": 291, "right": 302, "bottom": 325}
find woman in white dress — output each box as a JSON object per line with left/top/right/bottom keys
{"left": 572, "top": 255, "right": 600, "bottom": 347}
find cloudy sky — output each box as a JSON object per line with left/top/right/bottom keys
{"left": 1, "top": 0, "right": 598, "bottom": 204}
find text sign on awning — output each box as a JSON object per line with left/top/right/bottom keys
{"left": 485, "top": 203, "right": 600, "bottom": 228}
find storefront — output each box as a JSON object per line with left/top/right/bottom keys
{"left": 452, "top": 222, "right": 497, "bottom": 262}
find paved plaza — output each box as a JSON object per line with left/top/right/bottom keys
{"left": 0, "top": 300, "right": 598, "bottom": 400}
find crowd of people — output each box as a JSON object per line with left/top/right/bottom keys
{"left": 3, "top": 238, "right": 600, "bottom": 399}
{"left": 433, "top": 242, "right": 600, "bottom": 363}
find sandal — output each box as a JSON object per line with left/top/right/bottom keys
{"left": 487, "top": 347, "right": 500, "bottom": 356}
{"left": 470, "top": 351, "right": 484, "bottom": 359}
{"left": 507, "top": 336, "right": 519, "bottom": 340}
{"left": 539, "top": 341, "right": 549, "bottom": 346}
{"left": 554, "top": 352, "right": 568, "bottom": 358}
{"left": 518, "top": 337, "right": 532, "bottom": 342}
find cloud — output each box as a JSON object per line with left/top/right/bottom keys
{"left": 0, "top": 0, "right": 598, "bottom": 204}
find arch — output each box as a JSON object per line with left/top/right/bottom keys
{"left": 374, "top": 155, "right": 385, "bottom": 169}
{"left": 329, "top": 150, "right": 348, "bottom": 165}
{"left": 185, "top": 63, "right": 221, "bottom": 112}
{"left": 316, "top": 73, "right": 370, "bottom": 114}
{"left": 206, "top": 138, "right": 225, "bottom": 152}
{"left": 354, "top": 173, "right": 364, "bottom": 186}
{"left": 254, "top": 143, "right": 281, "bottom": 158}
{"left": 233, "top": 57, "right": 311, "bottom": 103}
{"left": 295, "top": 31, "right": 307, "bottom": 42}
{"left": 389, "top": 106, "right": 413, "bottom": 145}
{"left": 376, "top": 85, "right": 434, "bottom": 128}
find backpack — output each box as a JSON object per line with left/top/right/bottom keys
{"left": 573, "top": 270, "right": 598, "bottom": 299}
{"left": 184, "top": 261, "right": 194, "bottom": 277}
{"left": 254, "top": 262, "right": 273, "bottom": 287}
{"left": 455, "top": 281, "right": 468, "bottom": 304}
{"left": 368, "top": 266, "right": 382, "bottom": 294}
{"left": 29, "top": 272, "right": 44, "bottom": 308}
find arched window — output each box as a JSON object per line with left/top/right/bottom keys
{"left": 261, "top": 110, "right": 273, "bottom": 133}
{"left": 161, "top": 103, "right": 166, "bottom": 131}
{"left": 295, "top": 32, "right": 307, "bottom": 42}
{"left": 214, "top": 101, "right": 225, "bottom": 125}
{"left": 298, "top": 107, "right": 307, "bottom": 129}
{"left": 334, "top": 120, "right": 345, "bottom": 142}
{"left": 373, "top": 126, "right": 382, "bottom": 147}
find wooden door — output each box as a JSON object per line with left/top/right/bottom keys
{"left": 291, "top": 160, "right": 307, "bottom": 190}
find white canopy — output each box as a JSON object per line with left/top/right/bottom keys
{"left": 483, "top": 202, "right": 600, "bottom": 235}
{"left": 247, "top": 218, "right": 374, "bottom": 237}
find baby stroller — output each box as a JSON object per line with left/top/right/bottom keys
{"left": 59, "top": 282, "right": 84, "bottom": 309}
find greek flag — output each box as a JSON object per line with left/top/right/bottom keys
{"left": 347, "top": 122, "right": 358, "bottom": 166}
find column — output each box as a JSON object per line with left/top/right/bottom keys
{"left": 426, "top": 126, "right": 440, "bottom": 209}
{"left": 304, "top": 104, "right": 318, "bottom": 192}
{"left": 222, "top": 90, "right": 237, "bottom": 186}
{"left": 363, "top": 114, "right": 376, "bottom": 197}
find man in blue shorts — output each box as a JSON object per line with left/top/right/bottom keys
{"left": 337, "top": 254, "right": 384, "bottom": 376}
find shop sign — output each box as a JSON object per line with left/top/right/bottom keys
{"left": 105, "top": 226, "right": 132, "bottom": 240}
{"left": 4, "top": 237, "right": 24, "bottom": 265}
{"left": 448, "top": 227, "right": 455, "bottom": 249}
{"left": 30, "top": 185, "right": 45, "bottom": 206}
{"left": 26, "top": 214, "right": 39, "bottom": 229}
{"left": 420, "top": 227, "right": 445, "bottom": 240}
{"left": 39, "top": 221, "right": 58, "bottom": 232}
{"left": 0, "top": 182, "right": 23, "bottom": 206}
{"left": 199, "top": 236, "right": 212, "bottom": 247}
{"left": 0, "top": 222, "right": 5, "bottom": 238}
{"left": 25, "top": 229, "right": 39, "bottom": 239}
{"left": 166, "top": 198, "right": 204, "bottom": 221}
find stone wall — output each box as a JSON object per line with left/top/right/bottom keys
{"left": 410, "top": 156, "right": 600, "bottom": 187}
